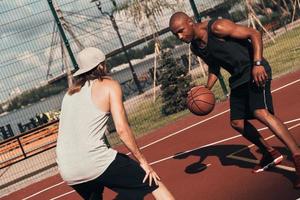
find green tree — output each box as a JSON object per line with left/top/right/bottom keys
{"left": 159, "top": 51, "right": 193, "bottom": 116}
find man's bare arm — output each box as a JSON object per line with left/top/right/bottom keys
{"left": 211, "top": 19, "right": 262, "bottom": 62}
{"left": 211, "top": 19, "right": 268, "bottom": 86}
{"left": 109, "top": 80, "right": 147, "bottom": 164}
{"left": 109, "top": 80, "right": 161, "bottom": 186}
{"left": 206, "top": 73, "right": 218, "bottom": 90}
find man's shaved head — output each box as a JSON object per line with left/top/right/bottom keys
{"left": 169, "top": 12, "right": 195, "bottom": 43}
{"left": 169, "top": 12, "right": 191, "bottom": 28}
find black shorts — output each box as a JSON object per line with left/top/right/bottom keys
{"left": 230, "top": 80, "right": 274, "bottom": 120}
{"left": 71, "top": 153, "right": 158, "bottom": 200}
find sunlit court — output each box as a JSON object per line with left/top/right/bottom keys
{"left": 1, "top": 0, "right": 300, "bottom": 200}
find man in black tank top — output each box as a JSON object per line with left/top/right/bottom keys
{"left": 169, "top": 11, "right": 300, "bottom": 188}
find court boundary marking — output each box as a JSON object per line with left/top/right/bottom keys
{"left": 23, "top": 118, "right": 300, "bottom": 200}
{"left": 150, "top": 119, "right": 300, "bottom": 169}
{"left": 20, "top": 78, "right": 300, "bottom": 199}
{"left": 131, "top": 78, "right": 300, "bottom": 153}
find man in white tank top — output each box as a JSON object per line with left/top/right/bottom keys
{"left": 56, "top": 47, "right": 174, "bottom": 200}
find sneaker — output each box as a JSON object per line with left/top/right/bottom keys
{"left": 293, "top": 154, "right": 300, "bottom": 188}
{"left": 252, "top": 149, "right": 283, "bottom": 173}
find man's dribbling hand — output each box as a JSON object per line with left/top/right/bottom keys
{"left": 140, "top": 162, "right": 161, "bottom": 186}
{"left": 252, "top": 66, "right": 268, "bottom": 87}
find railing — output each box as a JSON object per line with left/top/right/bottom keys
{"left": 0, "top": 120, "right": 59, "bottom": 169}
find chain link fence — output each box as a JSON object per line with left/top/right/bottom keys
{"left": 1, "top": 0, "right": 300, "bottom": 197}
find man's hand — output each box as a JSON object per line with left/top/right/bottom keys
{"left": 252, "top": 66, "right": 268, "bottom": 87}
{"left": 140, "top": 162, "right": 161, "bottom": 186}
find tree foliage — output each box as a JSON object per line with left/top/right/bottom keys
{"left": 159, "top": 50, "right": 193, "bottom": 116}
{"left": 117, "top": 0, "right": 184, "bottom": 33}
{"left": 106, "top": 35, "right": 182, "bottom": 70}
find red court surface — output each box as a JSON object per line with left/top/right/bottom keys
{"left": 2, "top": 70, "right": 300, "bottom": 200}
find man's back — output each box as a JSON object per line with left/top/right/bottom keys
{"left": 56, "top": 80, "right": 117, "bottom": 185}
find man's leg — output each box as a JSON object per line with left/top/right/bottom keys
{"left": 231, "top": 119, "right": 283, "bottom": 172}
{"left": 254, "top": 109, "right": 300, "bottom": 155}
{"left": 231, "top": 119, "right": 274, "bottom": 152}
{"left": 229, "top": 84, "right": 273, "bottom": 152}
{"left": 230, "top": 83, "right": 282, "bottom": 172}
{"left": 254, "top": 109, "right": 300, "bottom": 187}
{"left": 152, "top": 182, "right": 175, "bottom": 200}
{"left": 102, "top": 153, "right": 174, "bottom": 200}
{"left": 249, "top": 78, "right": 300, "bottom": 187}
{"left": 71, "top": 178, "right": 104, "bottom": 200}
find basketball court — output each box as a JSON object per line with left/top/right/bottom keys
{"left": 1, "top": 70, "right": 300, "bottom": 200}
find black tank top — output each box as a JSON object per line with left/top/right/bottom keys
{"left": 191, "top": 19, "right": 271, "bottom": 89}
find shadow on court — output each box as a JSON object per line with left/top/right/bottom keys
{"left": 173, "top": 144, "right": 296, "bottom": 185}
{"left": 174, "top": 145, "right": 255, "bottom": 173}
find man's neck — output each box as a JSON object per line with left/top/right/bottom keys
{"left": 193, "top": 21, "right": 209, "bottom": 46}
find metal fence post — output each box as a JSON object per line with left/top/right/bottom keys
{"left": 47, "top": 0, "right": 78, "bottom": 70}
{"left": 189, "top": 0, "right": 228, "bottom": 96}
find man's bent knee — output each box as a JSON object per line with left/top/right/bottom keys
{"left": 231, "top": 120, "right": 244, "bottom": 131}
{"left": 253, "top": 109, "right": 272, "bottom": 120}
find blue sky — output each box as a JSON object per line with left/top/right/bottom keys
{"left": 0, "top": 0, "right": 222, "bottom": 102}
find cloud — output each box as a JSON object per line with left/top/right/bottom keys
{"left": 17, "top": 51, "right": 44, "bottom": 68}
{"left": 14, "top": 0, "right": 34, "bottom": 13}
{"left": 0, "top": 0, "right": 192, "bottom": 101}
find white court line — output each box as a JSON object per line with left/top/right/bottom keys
{"left": 48, "top": 163, "right": 212, "bottom": 200}
{"left": 150, "top": 119, "right": 300, "bottom": 166}
{"left": 49, "top": 190, "right": 75, "bottom": 200}
{"left": 23, "top": 78, "right": 300, "bottom": 199}
{"left": 24, "top": 133, "right": 242, "bottom": 200}
{"left": 227, "top": 122, "right": 300, "bottom": 173}
{"left": 127, "top": 78, "right": 300, "bottom": 154}
{"left": 128, "top": 109, "right": 230, "bottom": 154}
{"left": 49, "top": 119, "right": 299, "bottom": 199}
{"left": 228, "top": 120, "right": 300, "bottom": 156}
{"left": 150, "top": 134, "right": 241, "bottom": 165}
{"left": 271, "top": 78, "right": 300, "bottom": 93}
{"left": 22, "top": 181, "right": 64, "bottom": 200}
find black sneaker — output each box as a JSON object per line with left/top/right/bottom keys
{"left": 252, "top": 149, "right": 283, "bottom": 173}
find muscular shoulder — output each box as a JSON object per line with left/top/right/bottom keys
{"left": 102, "top": 79, "right": 122, "bottom": 97}
{"left": 92, "top": 78, "right": 122, "bottom": 104}
{"left": 211, "top": 19, "right": 235, "bottom": 36}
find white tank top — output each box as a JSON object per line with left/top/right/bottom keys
{"left": 56, "top": 81, "right": 117, "bottom": 185}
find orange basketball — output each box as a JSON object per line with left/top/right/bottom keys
{"left": 187, "top": 86, "right": 215, "bottom": 116}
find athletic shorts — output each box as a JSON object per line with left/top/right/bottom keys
{"left": 230, "top": 80, "right": 274, "bottom": 120}
{"left": 71, "top": 153, "right": 158, "bottom": 200}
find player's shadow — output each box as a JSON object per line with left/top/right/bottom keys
{"left": 173, "top": 144, "right": 255, "bottom": 174}
{"left": 174, "top": 144, "right": 297, "bottom": 186}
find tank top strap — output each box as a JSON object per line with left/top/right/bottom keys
{"left": 87, "top": 80, "right": 96, "bottom": 94}
{"left": 85, "top": 80, "right": 110, "bottom": 114}
{"left": 86, "top": 80, "right": 97, "bottom": 104}
{"left": 80, "top": 80, "right": 94, "bottom": 103}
